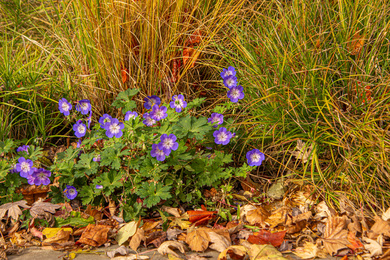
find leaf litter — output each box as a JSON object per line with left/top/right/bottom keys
{"left": 2, "top": 181, "right": 390, "bottom": 259}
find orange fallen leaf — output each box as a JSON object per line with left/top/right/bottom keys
{"left": 247, "top": 230, "right": 286, "bottom": 247}
{"left": 78, "top": 224, "right": 111, "bottom": 247}
{"left": 348, "top": 32, "right": 364, "bottom": 56}
{"left": 246, "top": 207, "right": 270, "bottom": 225}
{"left": 188, "top": 210, "right": 217, "bottom": 225}
{"left": 185, "top": 29, "right": 202, "bottom": 47}
{"left": 121, "top": 68, "right": 129, "bottom": 84}
{"left": 186, "top": 228, "right": 210, "bottom": 252}
{"left": 183, "top": 47, "right": 200, "bottom": 68}
{"left": 347, "top": 231, "right": 363, "bottom": 251}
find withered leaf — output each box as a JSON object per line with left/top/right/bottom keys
{"left": 246, "top": 207, "right": 270, "bottom": 225}
{"left": 347, "top": 231, "right": 363, "bottom": 251}
{"left": 106, "top": 245, "right": 131, "bottom": 258}
{"left": 157, "top": 241, "right": 187, "bottom": 258}
{"left": 78, "top": 224, "right": 111, "bottom": 247}
{"left": 0, "top": 200, "right": 30, "bottom": 221}
{"left": 293, "top": 242, "right": 328, "bottom": 259}
{"left": 162, "top": 206, "right": 181, "bottom": 218}
{"left": 218, "top": 245, "right": 247, "bottom": 260}
{"left": 208, "top": 231, "right": 231, "bottom": 252}
{"left": 42, "top": 229, "right": 71, "bottom": 245}
{"left": 368, "top": 216, "right": 390, "bottom": 239}
{"left": 248, "top": 244, "right": 288, "bottom": 260}
{"left": 321, "top": 216, "right": 350, "bottom": 256}
{"left": 247, "top": 230, "right": 286, "bottom": 247}
{"left": 129, "top": 228, "right": 145, "bottom": 252}
{"left": 30, "top": 200, "right": 61, "bottom": 218}
{"left": 186, "top": 228, "right": 210, "bottom": 252}
{"left": 145, "top": 231, "right": 167, "bottom": 248}
{"left": 290, "top": 140, "right": 313, "bottom": 163}
{"left": 363, "top": 237, "right": 382, "bottom": 257}
{"left": 167, "top": 229, "right": 184, "bottom": 240}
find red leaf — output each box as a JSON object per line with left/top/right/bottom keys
{"left": 121, "top": 68, "right": 129, "bottom": 84}
{"left": 188, "top": 210, "right": 217, "bottom": 224}
{"left": 347, "top": 231, "right": 364, "bottom": 251}
{"left": 247, "top": 229, "right": 286, "bottom": 247}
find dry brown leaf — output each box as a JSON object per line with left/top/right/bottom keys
{"left": 362, "top": 237, "right": 382, "bottom": 257}
{"left": 182, "top": 47, "right": 200, "bottom": 69}
{"left": 163, "top": 206, "right": 181, "bottom": 218}
{"left": 347, "top": 215, "right": 362, "bottom": 234}
{"left": 368, "top": 216, "right": 390, "bottom": 239}
{"left": 145, "top": 231, "right": 167, "bottom": 248}
{"left": 78, "top": 224, "right": 111, "bottom": 247}
{"left": 321, "top": 216, "right": 350, "bottom": 256}
{"left": 167, "top": 229, "right": 184, "bottom": 240}
{"left": 186, "top": 229, "right": 210, "bottom": 252}
{"left": 348, "top": 32, "right": 364, "bottom": 56}
{"left": 0, "top": 200, "right": 30, "bottom": 221}
{"left": 246, "top": 207, "right": 270, "bottom": 225}
{"left": 240, "top": 205, "right": 257, "bottom": 221}
{"left": 314, "top": 201, "right": 333, "bottom": 221}
{"left": 248, "top": 244, "right": 288, "bottom": 260}
{"left": 290, "top": 140, "right": 313, "bottom": 163}
{"left": 382, "top": 208, "right": 390, "bottom": 221}
{"left": 111, "top": 256, "right": 149, "bottom": 260}
{"left": 30, "top": 200, "right": 61, "bottom": 218}
{"left": 170, "top": 217, "right": 192, "bottom": 230}
{"left": 218, "top": 245, "right": 247, "bottom": 260}
{"left": 293, "top": 242, "right": 328, "bottom": 259}
{"left": 107, "top": 245, "right": 131, "bottom": 258}
{"left": 158, "top": 241, "right": 187, "bottom": 258}
{"left": 30, "top": 227, "right": 43, "bottom": 240}
{"left": 142, "top": 220, "right": 161, "bottom": 232}
{"left": 208, "top": 231, "right": 231, "bottom": 252}
{"left": 130, "top": 228, "right": 145, "bottom": 252}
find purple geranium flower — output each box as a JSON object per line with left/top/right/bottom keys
{"left": 16, "top": 145, "right": 29, "bottom": 153}
{"left": 32, "top": 168, "right": 51, "bottom": 186}
{"left": 223, "top": 75, "right": 237, "bottom": 89}
{"left": 93, "top": 154, "right": 101, "bottom": 162}
{"left": 64, "top": 185, "right": 78, "bottom": 200}
{"left": 27, "top": 174, "right": 36, "bottom": 185}
{"left": 15, "top": 157, "right": 34, "bottom": 178}
{"left": 125, "top": 111, "right": 138, "bottom": 121}
{"left": 58, "top": 98, "right": 72, "bottom": 116}
{"left": 95, "top": 185, "right": 103, "bottom": 189}
{"left": 76, "top": 99, "right": 91, "bottom": 115}
{"left": 144, "top": 95, "right": 161, "bottom": 110}
{"left": 73, "top": 120, "right": 87, "bottom": 138}
{"left": 99, "top": 114, "right": 112, "bottom": 129}
{"left": 105, "top": 118, "right": 124, "bottom": 138}
{"left": 151, "top": 144, "right": 168, "bottom": 161}
{"left": 227, "top": 85, "right": 244, "bottom": 103}
{"left": 143, "top": 113, "right": 156, "bottom": 127}
{"left": 170, "top": 94, "right": 187, "bottom": 113}
{"left": 220, "top": 66, "right": 236, "bottom": 79}
{"left": 150, "top": 105, "right": 168, "bottom": 121}
{"left": 208, "top": 113, "right": 224, "bottom": 127}
{"left": 246, "top": 149, "right": 265, "bottom": 166}
{"left": 158, "top": 134, "right": 179, "bottom": 155}
{"left": 213, "top": 127, "right": 233, "bottom": 145}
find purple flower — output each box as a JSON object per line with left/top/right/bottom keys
{"left": 9, "top": 164, "right": 17, "bottom": 174}
{"left": 158, "top": 134, "right": 179, "bottom": 155}
{"left": 151, "top": 144, "right": 168, "bottom": 161}
{"left": 32, "top": 168, "right": 51, "bottom": 186}
{"left": 105, "top": 118, "right": 124, "bottom": 138}
{"left": 76, "top": 99, "right": 91, "bottom": 115}
{"left": 208, "top": 113, "right": 224, "bottom": 127}
{"left": 58, "top": 98, "right": 72, "bottom": 116}
{"left": 93, "top": 154, "right": 101, "bottom": 162}
{"left": 227, "top": 85, "right": 244, "bottom": 103}
{"left": 246, "top": 149, "right": 265, "bottom": 166}
{"left": 16, "top": 145, "right": 29, "bottom": 153}
{"left": 95, "top": 185, "right": 103, "bottom": 189}
{"left": 223, "top": 75, "right": 237, "bottom": 89}
{"left": 125, "top": 111, "right": 138, "bottom": 121}
{"left": 64, "top": 185, "right": 78, "bottom": 200}
{"left": 220, "top": 66, "right": 236, "bottom": 79}
{"left": 15, "top": 157, "right": 34, "bottom": 178}
{"left": 99, "top": 114, "right": 112, "bottom": 129}
{"left": 213, "top": 127, "right": 233, "bottom": 145}
{"left": 150, "top": 105, "right": 168, "bottom": 121}
{"left": 170, "top": 94, "right": 187, "bottom": 113}
{"left": 143, "top": 113, "right": 156, "bottom": 127}
{"left": 73, "top": 120, "right": 87, "bottom": 138}
{"left": 144, "top": 95, "right": 161, "bottom": 110}
{"left": 27, "top": 174, "right": 36, "bottom": 185}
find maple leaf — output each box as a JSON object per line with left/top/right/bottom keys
{"left": 157, "top": 241, "right": 187, "bottom": 258}
{"left": 363, "top": 237, "right": 382, "bottom": 257}
{"left": 186, "top": 228, "right": 210, "bottom": 252}
{"left": 321, "top": 216, "right": 350, "bottom": 256}
{"left": 208, "top": 231, "right": 231, "bottom": 252}
{"left": 0, "top": 200, "right": 30, "bottom": 221}
{"left": 368, "top": 216, "right": 390, "bottom": 239}
{"left": 293, "top": 242, "right": 328, "bottom": 259}
{"left": 30, "top": 200, "right": 61, "bottom": 218}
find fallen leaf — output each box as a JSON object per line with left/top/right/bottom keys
{"left": 314, "top": 201, "right": 333, "bottom": 221}
{"left": 167, "top": 229, "right": 184, "bottom": 240}
{"left": 107, "top": 245, "right": 131, "bottom": 258}
{"left": 121, "top": 68, "right": 129, "bottom": 84}
{"left": 111, "top": 255, "right": 149, "bottom": 260}
{"left": 290, "top": 140, "right": 314, "bottom": 163}
{"left": 347, "top": 231, "right": 363, "bottom": 251}
{"left": 382, "top": 207, "right": 390, "bottom": 221}
{"left": 321, "top": 216, "right": 350, "bottom": 256}
{"left": 142, "top": 219, "right": 161, "bottom": 232}
{"left": 182, "top": 47, "right": 200, "bottom": 69}
{"left": 368, "top": 216, "right": 390, "bottom": 239}
{"left": 0, "top": 200, "right": 30, "bottom": 221}
{"left": 145, "top": 231, "right": 167, "bottom": 247}
{"left": 129, "top": 228, "right": 145, "bottom": 252}
{"left": 248, "top": 244, "right": 288, "bottom": 260}
{"left": 30, "top": 227, "right": 43, "bottom": 240}
{"left": 208, "top": 231, "right": 231, "bottom": 252}
{"left": 218, "top": 245, "right": 247, "bottom": 260}
{"left": 362, "top": 237, "right": 382, "bottom": 257}
{"left": 116, "top": 221, "right": 138, "bottom": 245}
{"left": 42, "top": 229, "right": 71, "bottom": 245}
{"left": 246, "top": 207, "right": 270, "bottom": 225}
{"left": 188, "top": 210, "right": 217, "bottom": 224}
{"left": 293, "top": 242, "right": 328, "bottom": 259}
{"left": 247, "top": 230, "right": 286, "bottom": 247}
{"left": 347, "top": 32, "right": 364, "bottom": 56}
{"left": 42, "top": 228, "right": 73, "bottom": 239}
{"left": 30, "top": 200, "right": 61, "bottom": 218}
{"left": 163, "top": 206, "right": 181, "bottom": 218}
{"left": 78, "top": 224, "right": 111, "bottom": 247}
{"left": 266, "top": 179, "right": 285, "bottom": 200}
{"left": 185, "top": 30, "right": 202, "bottom": 47}
{"left": 186, "top": 228, "right": 210, "bottom": 252}
{"left": 158, "top": 241, "right": 187, "bottom": 258}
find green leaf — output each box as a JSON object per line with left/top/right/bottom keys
{"left": 0, "top": 139, "right": 15, "bottom": 154}
{"left": 173, "top": 116, "right": 212, "bottom": 140}
{"left": 74, "top": 153, "right": 98, "bottom": 175}
{"left": 54, "top": 211, "right": 95, "bottom": 228}
{"left": 112, "top": 88, "right": 140, "bottom": 112}
{"left": 136, "top": 182, "right": 171, "bottom": 208}
{"left": 186, "top": 98, "right": 206, "bottom": 110}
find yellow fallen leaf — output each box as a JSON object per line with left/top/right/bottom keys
{"left": 116, "top": 221, "right": 138, "bottom": 245}
{"left": 248, "top": 244, "right": 288, "bottom": 260}
{"left": 158, "top": 241, "right": 187, "bottom": 258}
{"left": 186, "top": 228, "right": 210, "bottom": 252}
{"left": 218, "top": 245, "right": 247, "bottom": 260}
{"left": 42, "top": 228, "right": 73, "bottom": 239}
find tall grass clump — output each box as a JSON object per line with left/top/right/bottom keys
{"left": 218, "top": 0, "right": 390, "bottom": 210}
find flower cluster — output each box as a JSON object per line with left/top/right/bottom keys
{"left": 15, "top": 156, "right": 51, "bottom": 186}
{"left": 221, "top": 66, "right": 244, "bottom": 103}
{"left": 98, "top": 114, "right": 125, "bottom": 138}
{"left": 151, "top": 134, "right": 179, "bottom": 161}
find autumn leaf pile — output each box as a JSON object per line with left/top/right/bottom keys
{"left": 1, "top": 185, "right": 390, "bottom": 259}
